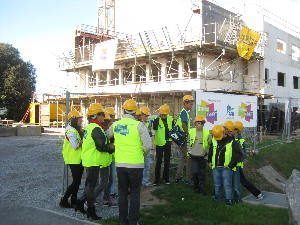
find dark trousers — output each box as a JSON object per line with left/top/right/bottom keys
{"left": 155, "top": 142, "right": 171, "bottom": 183}
{"left": 117, "top": 167, "right": 143, "bottom": 225}
{"left": 94, "top": 166, "right": 110, "bottom": 200}
{"left": 190, "top": 156, "right": 206, "bottom": 193}
{"left": 239, "top": 167, "right": 261, "bottom": 197}
{"left": 84, "top": 166, "right": 100, "bottom": 207}
{"left": 63, "top": 164, "right": 84, "bottom": 202}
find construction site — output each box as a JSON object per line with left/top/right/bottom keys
{"left": 0, "top": 0, "right": 300, "bottom": 225}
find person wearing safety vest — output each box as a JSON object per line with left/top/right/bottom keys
{"left": 175, "top": 94, "right": 194, "bottom": 183}
{"left": 103, "top": 107, "right": 118, "bottom": 207}
{"left": 107, "top": 99, "right": 152, "bottom": 225}
{"left": 139, "top": 106, "right": 155, "bottom": 187}
{"left": 187, "top": 115, "right": 211, "bottom": 194}
{"left": 153, "top": 104, "right": 174, "bottom": 185}
{"left": 60, "top": 110, "right": 84, "bottom": 208}
{"left": 208, "top": 124, "right": 240, "bottom": 205}
{"left": 233, "top": 121, "right": 264, "bottom": 201}
{"left": 76, "top": 103, "right": 113, "bottom": 220}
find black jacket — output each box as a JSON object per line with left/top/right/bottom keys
{"left": 91, "top": 127, "right": 114, "bottom": 154}
{"left": 208, "top": 135, "right": 240, "bottom": 169}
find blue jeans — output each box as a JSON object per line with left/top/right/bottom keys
{"left": 142, "top": 152, "right": 153, "bottom": 186}
{"left": 212, "top": 167, "right": 233, "bottom": 201}
{"left": 233, "top": 168, "right": 241, "bottom": 201}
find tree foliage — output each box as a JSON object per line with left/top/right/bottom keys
{"left": 0, "top": 43, "right": 36, "bottom": 121}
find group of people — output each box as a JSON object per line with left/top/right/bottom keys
{"left": 59, "top": 94, "right": 264, "bottom": 225}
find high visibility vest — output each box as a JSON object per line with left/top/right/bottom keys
{"left": 113, "top": 117, "right": 144, "bottom": 167}
{"left": 176, "top": 108, "right": 190, "bottom": 132}
{"left": 189, "top": 128, "right": 210, "bottom": 151}
{"left": 236, "top": 137, "right": 245, "bottom": 168}
{"left": 62, "top": 127, "right": 82, "bottom": 164}
{"left": 154, "top": 116, "right": 173, "bottom": 146}
{"left": 81, "top": 123, "right": 112, "bottom": 168}
{"left": 211, "top": 139, "right": 235, "bottom": 171}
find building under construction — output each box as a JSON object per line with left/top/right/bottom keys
{"left": 52, "top": 0, "right": 300, "bottom": 130}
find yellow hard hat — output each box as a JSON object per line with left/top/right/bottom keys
{"left": 135, "top": 108, "right": 141, "bottom": 116}
{"left": 87, "top": 103, "right": 104, "bottom": 116}
{"left": 223, "top": 120, "right": 235, "bottom": 132}
{"left": 105, "top": 107, "right": 115, "bottom": 116}
{"left": 122, "top": 99, "right": 138, "bottom": 111}
{"left": 212, "top": 125, "right": 225, "bottom": 140}
{"left": 140, "top": 106, "right": 150, "bottom": 116}
{"left": 194, "top": 115, "right": 206, "bottom": 123}
{"left": 234, "top": 121, "right": 244, "bottom": 132}
{"left": 183, "top": 95, "right": 194, "bottom": 102}
{"left": 158, "top": 104, "right": 170, "bottom": 115}
{"left": 67, "top": 110, "right": 82, "bottom": 120}
{"left": 104, "top": 112, "right": 111, "bottom": 120}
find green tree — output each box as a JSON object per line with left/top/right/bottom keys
{"left": 0, "top": 43, "right": 36, "bottom": 121}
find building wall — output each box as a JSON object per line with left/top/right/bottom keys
{"left": 262, "top": 21, "right": 300, "bottom": 99}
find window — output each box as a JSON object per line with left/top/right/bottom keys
{"left": 97, "top": 71, "right": 107, "bottom": 86}
{"left": 277, "top": 72, "right": 285, "bottom": 87}
{"left": 276, "top": 39, "right": 286, "bottom": 54}
{"left": 293, "top": 76, "right": 299, "bottom": 89}
{"left": 292, "top": 46, "right": 300, "bottom": 61}
{"left": 265, "top": 68, "right": 269, "bottom": 84}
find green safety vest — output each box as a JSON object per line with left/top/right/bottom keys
{"left": 236, "top": 137, "right": 245, "bottom": 168}
{"left": 176, "top": 108, "right": 190, "bottom": 132}
{"left": 113, "top": 117, "right": 144, "bottom": 167}
{"left": 62, "top": 127, "right": 82, "bottom": 164}
{"left": 189, "top": 128, "right": 210, "bottom": 151}
{"left": 81, "top": 123, "right": 112, "bottom": 168}
{"left": 211, "top": 139, "right": 235, "bottom": 171}
{"left": 154, "top": 116, "right": 173, "bottom": 146}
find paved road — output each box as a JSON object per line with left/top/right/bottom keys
{"left": 0, "top": 134, "right": 118, "bottom": 225}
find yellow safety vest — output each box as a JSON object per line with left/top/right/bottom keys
{"left": 154, "top": 116, "right": 173, "bottom": 146}
{"left": 81, "top": 123, "right": 112, "bottom": 168}
{"left": 62, "top": 127, "right": 82, "bottom": 164}
{"left": 176, "top": 108, "right": 190, "bottom": 132}
{"left": 189, "top": 128, "right": 210, "bottom": 151}
{"left": 236, "top": 138, "right": 245, "bottom": 168}
{"left": 113, "top": 117, "right": 144, "bottom": 167}
{"left": 211, "top": 139, "right": 235, "bottom": 171}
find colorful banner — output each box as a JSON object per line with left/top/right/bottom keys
{"left": 236, "top": 26, "right": 261, "bottom": 60}
{"left": 195, "top": 91, "right": 257, "bottom": 129}
{"left": 92, "top": 39, "right": 118, "bottom": 71}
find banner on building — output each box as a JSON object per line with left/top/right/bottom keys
{"left": 195, "top": 91, "right": 257, "bottom": 129}
{"left": 236, "top": 26, "right": 261, "bottom": 60}
{"left": 92, "top": 39, "right": 118, "bottom": 71}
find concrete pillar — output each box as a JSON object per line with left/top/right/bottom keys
{"left": 196, "top": 52, "right": 202, "bottom": 79}
{"left": 107, "top": 70, "right": 111, "bottom": 85}
{"left": 160, "top": 59, "right": 167, "bottom": 82}
{"left": 146, "top": 64, "right": 150, "bottom": 82}
{"left": 178, "top": 58, "right": 184, "bottom": 79}
{"left": 132, "top": 66, "right": 136, "bottom": 83}
{"left": 118, "top": 67, "right": 123, "bottom": 85}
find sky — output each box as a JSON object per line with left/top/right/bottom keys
{"left": 0, "top": 0, "right": 299, "bottom": 96}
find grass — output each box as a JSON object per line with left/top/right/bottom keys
{"left": 102, "top": 138, "right": 300, "bottom": 225}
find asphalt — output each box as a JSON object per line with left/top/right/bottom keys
{"left": 0, "top": 206, "right": 99, "bottom": 225}
{"left": 0, "top": 134, "right": 118, "bottom": 225}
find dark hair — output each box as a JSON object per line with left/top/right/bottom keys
{"left": 70, "top": 117, "right": 83, "bottom": 138}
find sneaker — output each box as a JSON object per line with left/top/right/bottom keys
{"left": 225, "top": 199, "right": 233, "bottom": 206}
{"left": 165, "top": 181, "right": 170, "bottom": 185}
{"left": 256, "top": 193, "right": 264, "bottom": 200}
